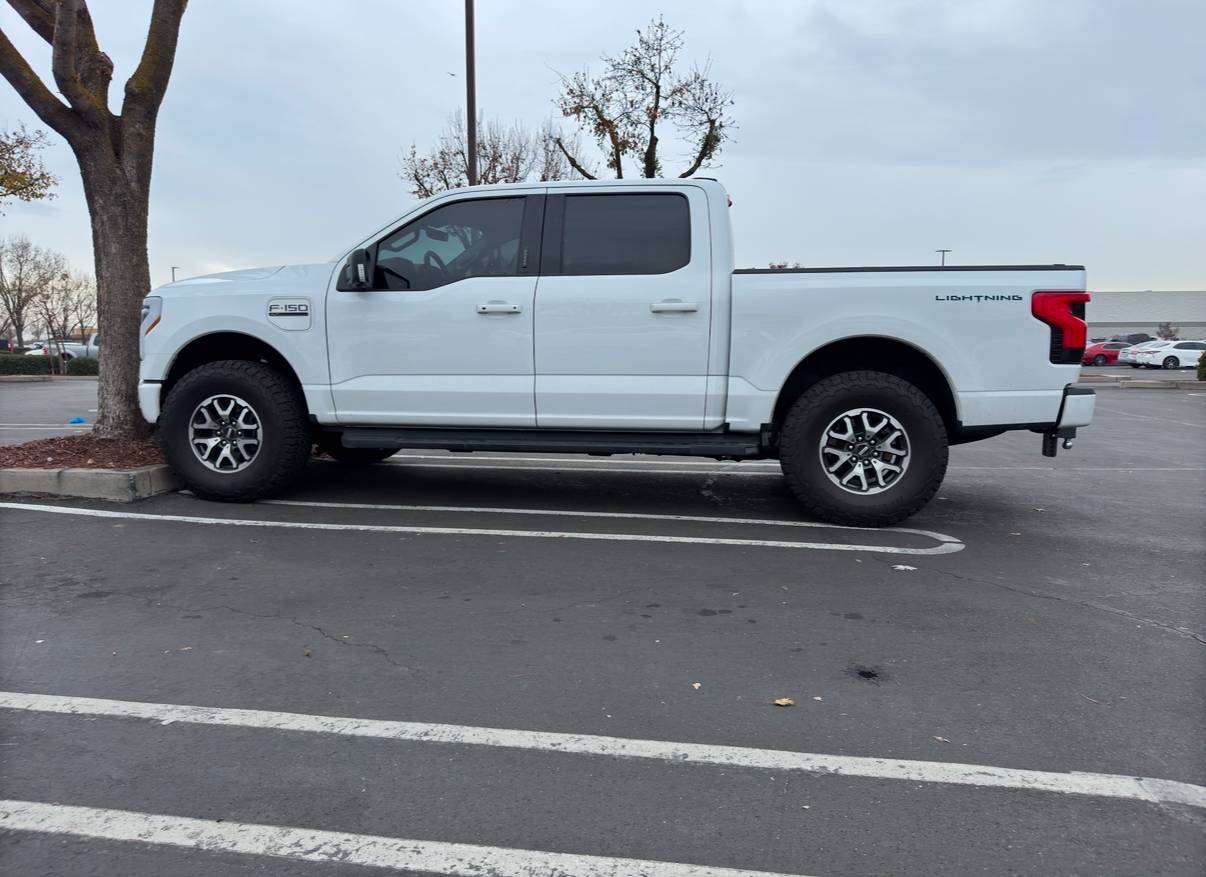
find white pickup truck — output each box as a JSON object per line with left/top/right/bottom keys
{"left": 139, "top": 178, "right": 1094, "bottom": 526}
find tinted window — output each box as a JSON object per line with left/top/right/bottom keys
{"left": 375, "top": 197, "right": 524, "bottom": 291}
{"left": 559, "top": 194, "right": 690, "bottom": 275}
{"left": 1105, "top": 343, "right": 1127, "bottom": 349}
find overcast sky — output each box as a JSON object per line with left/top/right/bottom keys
{"left": 1, "top": 0, "right": 1202, "bottom": 290}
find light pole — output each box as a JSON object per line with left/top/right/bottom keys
{"left": 171, "top": 266, "right": 180, "bottom": 283}
{"left": 935, "top": 249, "right": 951, "bottom": 267}
{"left": 465, "top": 0, "right": 478, "bottom": 186}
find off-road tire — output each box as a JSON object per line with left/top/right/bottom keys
{"left": 160, "top": 360, "right": 311, "bottom": 502}
{"left": 778, "top": 371, "right": 948, "bottom": 527}
{"left": 316, "top": 434, "right": 396, "bottom": 464}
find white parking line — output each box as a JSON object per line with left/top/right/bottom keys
{"left": 260, "top": 498, "right": 963, "bottom": 547}
{"left": 0, "top": 425, "right": 90, "bottom": 430}
{"left": 0, "top": 502, "right": 964, "bottom": 555}
{"left": 375, "top": 460, "right": 1205, "bottom": 475}
{"left": 0, "top": 799, "right": 808, "bottom": 877}
{"left": 2, "top": 692, "right": 1202, "bottom": 809}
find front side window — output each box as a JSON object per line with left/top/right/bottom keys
{"left": 375, "top": 197, "right": 524, "bottom": 291}
{"left": 559, "top": 193, "right": 690, "bottom": 276}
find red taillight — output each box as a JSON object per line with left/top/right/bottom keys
{"left": 1032, "top": 291, "right": 1090, "bottom": 364}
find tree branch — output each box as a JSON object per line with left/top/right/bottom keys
{"left": 678, "top": 119, "right": 717, "bottom": 178}
{"left": 49, "top": 0, "right": 98, "bottom": 113}
{"left": 0, "top": 27, "right": 78, "bottom": 137}
{"left": 6, "top": 0, "right": 57, "bottom": 44}
{"left": 122, "top": 0, "right": 188, "bottom": 116}
{"left": 553, "top": 138, "right": 596, "bottom": 180}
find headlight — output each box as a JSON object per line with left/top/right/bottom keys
{"left": 139, "top": 296, "right": 162, "bottom": 360}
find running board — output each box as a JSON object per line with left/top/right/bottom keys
{"left": 336, "top": 427, "right": 764, "bottom": 459}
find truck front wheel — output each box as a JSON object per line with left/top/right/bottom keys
{"left": 160, "top": 360, "right": 312, "bottom": 502}
{"left": 778, "top": 371, "right": 948, "bottom": 527}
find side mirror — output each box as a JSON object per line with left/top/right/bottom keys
{"left": 337, "top": 248, "right": 373, "bottom": 291}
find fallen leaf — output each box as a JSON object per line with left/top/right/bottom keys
{"left": 691, "top": 682, "right": 701, "bottom": 690}
{"left": 34, "top": 639, "right": 45, "bottom": 644}
{"left": 812, "top": 696, "right": 823, "bottom": 702}
{"left": 303, "top": 648, "right": 312, "bottom": 658}
{"left": 892, "top": 564, "right": 917, "bottom": 571}
{"left": 933, "top": 736, "right": 951, "bottom": 743}
{"left": 176, "top": 646, "right": 193, "bottom": 652}
{"left": 773, "top": 697, "right": 795, "bottom": 707}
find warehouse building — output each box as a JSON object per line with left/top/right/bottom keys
{"left": 1087, "top": 290, "right": 1206, "bottom": 340}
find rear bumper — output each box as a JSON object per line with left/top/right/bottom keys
{"left": 1056, "top": 385, "right": 1095, "bottom": 429}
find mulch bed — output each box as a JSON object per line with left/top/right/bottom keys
{"left": 0, "top": 434, "right": 165, "bottom": 470}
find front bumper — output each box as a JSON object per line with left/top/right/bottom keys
{"left": 138, "top": 381, "right": 162, "bottom": 424}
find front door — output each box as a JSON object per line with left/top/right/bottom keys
{"left": 327, "top": 193, "right": 542, "bottom": 426}
{"left": 533, "top": 188, "right": 713, "bottom": 429}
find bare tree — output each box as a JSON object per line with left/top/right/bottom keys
{"left": 1155, "top": 321, "right": 1180, "bottom": 340}
{"left": 0, "top": 235, "right": 65, "bottom": 349}
{"left": 0, "top": 123, "right": 57, "bottom": 210}
{"left": 401, "top": 111, "right": 588, "bottom": 199}
{"left": 68, "top": 271, "right": 96, "bottom": 339}
{"left": 0, "top": 0, "right": 188, "bottom": 438}
{"left": 554, "top": 17, "right": 735, "bottom": 179}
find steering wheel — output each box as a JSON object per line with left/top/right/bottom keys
{"left": 423, "top": 250, "right": 448, "bottom": 280}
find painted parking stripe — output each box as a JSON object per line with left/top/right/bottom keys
{"left": 260, "top": 498, "right": 964, "bottom": 547}
{"left": 0, "top": 502, "right": 963, "bottom": 555}
{"left": 375, "top": 460, "right": 1206, "bottom": 476}
{"left": 2, "top": 691, "right": 1202, "bottom": 810}
{"left": 0, "top": 799, "right": 809, "bottom": 877}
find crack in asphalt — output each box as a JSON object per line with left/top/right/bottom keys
{"left": 872, "top": 558, "right": 1206, "bottom": 645}
{"left": 95, "top": 589, "right": 429, "bottom": 677}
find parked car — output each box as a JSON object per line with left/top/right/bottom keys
{"left": 1136, "top": 340, "right": 1206, "bottom": 370}
{"left": 1118, "top": 340, "right": 1167, "bottom": 367}
{"left": 30, "top": 334, "right": 100, "bottom": 360}
{"left": 1110, "top": 332, "right": 1153, "bottom": 345}
{"left": 1082, "top": 341, "right": 1130, "bottom": 366}
{"left": 138, "top": 178, "right": 1096, "bottom": 526}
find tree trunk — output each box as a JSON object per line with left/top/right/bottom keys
{"left": 78, "top": 154, "right": 152, "bottom": 439}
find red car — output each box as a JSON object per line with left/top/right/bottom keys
{"left": 1082, "top": 341, "right": 1129, "bottom": 366}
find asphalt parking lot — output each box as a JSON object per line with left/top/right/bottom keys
{"left": 1, "top": 381, "right": 1203, "bottom": 875}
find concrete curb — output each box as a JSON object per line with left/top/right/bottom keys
{"left": 0, "top": 374, "right": 52, "bottom": 382}
{"left": 0, "top": 464, "right": 178, "bottom": 502}
{"left": 1118, "top": 379, "right": 1206, "bottom": 390}
{"left": 1077, "top": 376, "right": 1206, "bottom": 390}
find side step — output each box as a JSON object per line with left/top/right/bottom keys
{"left": 337, "top": 427, "right": 764, "bottom": 460}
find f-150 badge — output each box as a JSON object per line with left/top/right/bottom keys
{"left": 267, "top": 299, "right": 311, "bottom": 330}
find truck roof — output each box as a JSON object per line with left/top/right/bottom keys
{"left": 426, "top": 177, "right": 728, "bottom": 195}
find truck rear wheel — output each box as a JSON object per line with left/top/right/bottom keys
{"left": 316, "top": 434, "right": 396, "bottom": 464}
{"left": 160, "top": 360, "right": 312, "bottom": 502}
{"left": 778, "top": 371, "right": 948, "bottom": 527}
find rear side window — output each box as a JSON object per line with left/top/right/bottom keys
{"left": 559, "top": 194, "right": 690, "bottom": 275}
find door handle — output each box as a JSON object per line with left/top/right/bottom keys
{"left": 477, "top": 301, "right": 522, "bottom": 314}
{"left": 650, "top": 299, "right": 698, "bottom": 313}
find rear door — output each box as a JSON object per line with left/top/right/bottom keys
{"left": 533, "top": 187, "right": 713, "bottom": 429}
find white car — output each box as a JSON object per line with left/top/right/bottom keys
{"left": 138, "top": 177, "right": 1096, "bottom": 526}
{"left": 1136, "top": 340, "right": 1206, "bottom": 370}
{"left": 1118, "top": 339, "right": 1171, "bottom": 367}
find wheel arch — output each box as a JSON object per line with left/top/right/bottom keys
{"left": 161, "top": 332, "right": 305, "bottom": 408}
{"left": 770, "top": 336, "right": 958, "bottom": 438}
